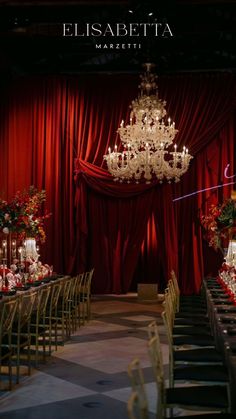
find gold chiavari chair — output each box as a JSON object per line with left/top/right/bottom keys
{"left": 127, "top": 391, "right": 150, "bottom": 419}
{"left": 69, "top": 276, "right": 80, "bottom": 333}
{"left": 11, "top": 291, "right": 37, "bottom": 383}
{"left": 148, "top": 336, "right": 230, "bottom": 418}
{"left": 151, "top": 314, "right": 228, "bottom": 390}
{"left": 75, "top": 273, "right": 84, "bottom": 329}
{"left": 56, "top": 277, "right": 73, "bottom": 342}
{"left": 170, "top": 270, "right": 207, "bottom": 316}
{"left": 162, "top": 287, "right": 224, "bottom": 356}
{"left": 164, "top": 287, "right": 213, "bottom": 345}
{"left": 0, "top": 298, "right": 18, "bottom": 390}
{"left": 80, "top": 268, "right": 94, "bottom": 324}
{"left": 44, "top": 281, "right": 62, "bottom": 354}
{"left": 127, "top": 358, "right": 149, "bottom": 419}
{"left": 170, "top": 270, "right": 180, "bottom": 312}
{"left": 29, "top": 285, "right": 51, "bottom": 366}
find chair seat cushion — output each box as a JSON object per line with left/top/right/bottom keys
{"left": 177, "top": 308, "right": 207, "bottom": 315}
{"left": 173, "top": 326, "right": 211, "bottom": 336}
{"left": 173, "top": 347, "right": 223, "bottom": 363}
{"left": 175, "top": 312, "right": 207, "bottom": 319}
{"left": 217, "top": 307, "right": 236, "bottom": 314}
{"left": 166, "top": 384, "right": 228, "bottom": 408}
{"left": 173, "top": 334, "right": 215, "bottom": 346}
{"left": 174, "top": 318, "right": 208, "bottom": 326}
{"left": 219, "top": 315, "right": 236, "bottom": 324}
{"left": 174, "top": 364, "right": 228, "bottom": 382}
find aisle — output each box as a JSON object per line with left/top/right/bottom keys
{"left": 0, "top": 294, "right": 165, "bottom": 419}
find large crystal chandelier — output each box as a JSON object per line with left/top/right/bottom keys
{"left": 104, "top": 63, "right": 193, "bottom": 183}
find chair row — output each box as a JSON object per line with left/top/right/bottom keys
{"left": 0, "top": 268, "right": 94, "bottom": 391}
{"left": 127, "top": 271, "right": 233, "bottom": 418}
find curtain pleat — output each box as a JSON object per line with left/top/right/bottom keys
{"left": 0, "top": 73, "right": 235, "bottom": 293}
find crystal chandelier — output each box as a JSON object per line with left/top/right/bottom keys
{"left": 104, "top": 63, "right": 193, "bottom": 183}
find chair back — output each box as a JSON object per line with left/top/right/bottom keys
{"left": 18, "top": 292, "right": 37, "bottom": 330}
{"left": 0, "top": 298, "right": 18, "bottom": 342}
{"left": 69, "top": 276, "right": 79, "bottom": 303}
{"left": 37, "top": 285, "right": 51, "bottom": 320}
{"left": 48, "top": 282, "right": 62, "bottom": 316}
{"left": 82, "top": 268, "right": 94, "bottom": 297}
{"left": 147, "top": 321, "right": 162, "bottom": 360}
{"left": 167, "top": 279, "right": 178, "bottom": 314}
{"left": 61, "top": 278, "right": 73, "bottom": 309}
{"left": 147, "top": 320, "right": 159, "bottom": 340}
{"left": 163, "top": 288, "right": 175, "bottom": 329}
{"left": 127, "top": 358, "right": 149, "bottom": 419}
{"left": 148, "top": 336, "right": 165, "bottom": 419}
{"left": 127, "top": 391, "right": 149, "bottom": 419}
{"left": 76, "top": 273, "right": 84, "bottom": 296}
{"left": 170, "top": 270, "right": 180, "bottom": 311}
{"left": 162, "top": 310, "right": 174, "bottom": 387}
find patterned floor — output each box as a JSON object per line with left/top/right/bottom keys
{"left": 0, "top": 294, "right": 212, "bottom": 418}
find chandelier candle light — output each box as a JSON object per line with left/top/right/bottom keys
{"left": 104, "top": 63, "right": 193, "bottom": 183}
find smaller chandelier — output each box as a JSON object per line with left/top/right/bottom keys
{"left": 104, "top": 63, "right": 193, "bottom": 183}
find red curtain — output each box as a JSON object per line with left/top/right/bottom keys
{"left": 0, "top": 73, "right": 235, "bottom": 293}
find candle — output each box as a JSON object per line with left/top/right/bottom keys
{"left": 2, "top": 240, "right": 7, "bottom": 258}
{"left": 12, "top": 240, "right": 16, "bottom": 258}
{"left": 18, "top": 247, "right": 23, "bottom": 263}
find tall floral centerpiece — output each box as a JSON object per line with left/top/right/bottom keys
{"left": 201, "top": 198, "right": 236, "bottom": 260}
{"left": 0, "top": 187, "right": 51, "bottom": 263}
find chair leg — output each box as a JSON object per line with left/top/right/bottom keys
{"left": 55, "top": 321, "right": 58, "bottom": 350}
{"left": 8, "top": 357, "right": 13, "bottom": 390}
{"left": 35, "top": 329, "right": 39, "bottom": 367}
{"left": 16, "top": 346, "right": 20, "bottom": 384}
{"left": 43, "top": 333, "right": 46, "bottom": 362}
{"left": 61, "top": 316, "right": 65, "bottom": 342}
{"left": 28, "top": 341, "right": 31, "bottom": 377}
{"left": 49, "top": 321, "right": 52, "bottom": 356}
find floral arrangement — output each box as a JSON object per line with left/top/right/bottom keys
{"left": 201, "top": 198, "right": 236, "bottom": 252}
{"left": 0, "top": 186, "right": 51, "bottom": 242}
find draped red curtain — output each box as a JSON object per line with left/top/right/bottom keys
{"left": 0, "top": 73, "right": 235, "bottom": 293}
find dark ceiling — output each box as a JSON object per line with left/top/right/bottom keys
{"left": 0, "top": 0, "right": 236, "bottom": 77}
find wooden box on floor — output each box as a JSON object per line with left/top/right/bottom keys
{"left": 137, "top": 284, "right": 158, "bottom": 301}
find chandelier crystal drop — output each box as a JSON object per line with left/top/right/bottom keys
{"left": 103, "top": 63, "right": 193, "bottom": 184}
